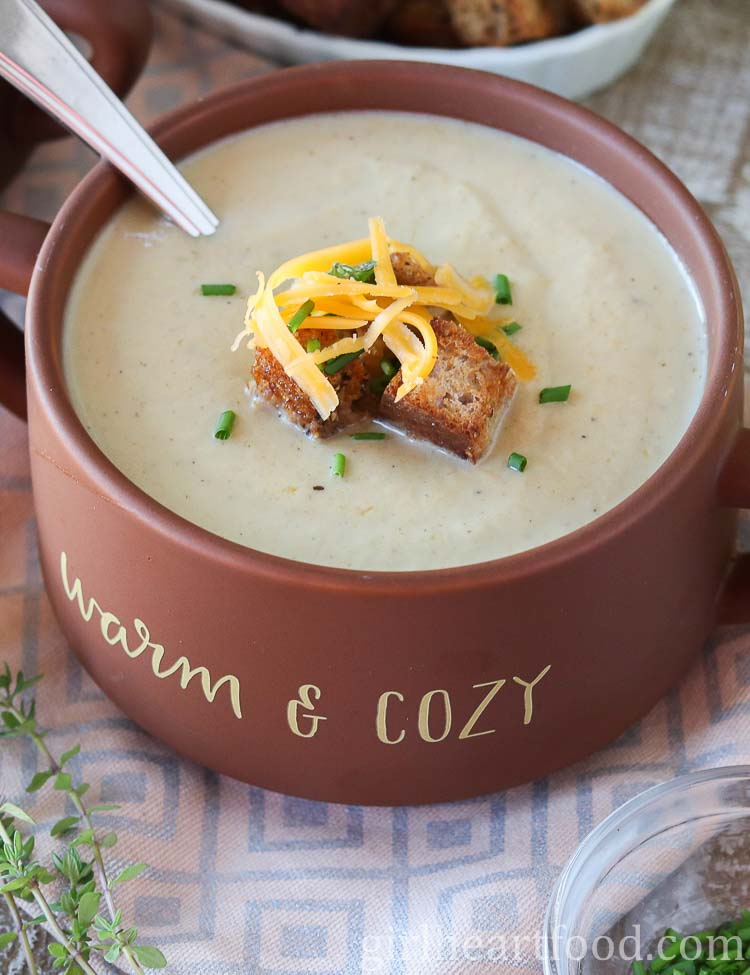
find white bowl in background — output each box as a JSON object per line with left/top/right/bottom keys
{"left": 158, "top": 0, "right": 678, "bottom": 100}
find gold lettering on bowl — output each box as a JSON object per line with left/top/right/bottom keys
{"left": 374, "top": 670, "right": 552, "bottom": 745}
{"left": 60, "top": 551, "right": 242, "bottom": 719}
{"left": 512, "top": 664, "right": 552, "bottom": 725}
{"left": 287, "top": 684, "right": 327, "bottom": 738}
{"left": 417, "top": 689, "right": 452, "bottom": 743}
{"left": 376, "top": 691, "right": 406, "bottom": 745}
{"left": 458, "top": 679, "right": 507, "bottom": 739}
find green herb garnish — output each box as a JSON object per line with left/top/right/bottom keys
{"left": 631, "top": 913, "right": 750, "bottom": 975}
{"left": 323, "top": 350, "right": 364, "bottom": 375}
{"left": 306, "top": 337, "right": 321, "bottom": 353}
{"left": 475, "top": 336, "right": 500, "bottom": 360}
{"left": 328, "top": 260, "right": 377, "bottom": 283}
{"left": 507, "top": 452, "right": 527, "bottom": 472}
{"left": 200, "top": 283, "right": 236, "bottom": 296}
{"left": 381, "top": 358, "right": 399, "bottom": 379}
{"left": 539, "top": 385, "right": 572, "bottom": 404}
{"left": 493, "top": 273, "right": 512, "bottom": 305}
{"left": 289, "top": 299, "right": 315, "bottom": 333}
{"left": 0, "top": 663, "right": 167, "bottom": 973}
{"left": 351, "top": 432, "right": 387, "bottom": 441}
{"left": 501, "top": 322, "right": 522, "bottom": 336}
{"left": 369, "top": 375, "right": 390, "bottom": 396}
{"left": 332, "top": 452, "right": 346, "bottom": 477}
{"left": 214, "top": 409, "right": 236, "bottom": 440}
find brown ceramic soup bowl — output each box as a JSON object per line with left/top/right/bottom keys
{"left": 0, "top": 62, "right": 747, "bottom": 806}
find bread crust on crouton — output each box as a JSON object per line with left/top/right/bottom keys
{"left": 390, "top": 251, "right": 436, "bottom": 286}
{"left": 385, "top": 0, "right": 460, "bottom": 47}
{"left": 252, "top": 327, "right": 370, "bottom": 437}
{"left": 446, "top": 0, "right": 570, "bottom": 45}
{"left": 379, "top": 317, "right": 517, "bottom": 462}
{"left": 570, "top": 0, "right": 646, "bottom": 21}
{"left": 277, "top": 0, "right": 397, "bottom": 36}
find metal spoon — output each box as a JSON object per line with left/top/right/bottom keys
{"left": 0, "top": 0, "right": 218, "bottom": 237}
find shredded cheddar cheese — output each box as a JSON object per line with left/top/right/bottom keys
{"left": 267, "top": 238, "right": 372, "bottom": 289}
{"left": 411, "top": 286, "right": 465, "bottom": 307}
{"left": 434, "top": 264, "right": 494, "bottom": 312}
{"left": 305, "top": 336, "right": 365, "bottom": 366}
{"left": 288, "top": 335, "right": 366, "bottom": 371}
{"left": 370, "top": 217, "right": 397, "bottom": 287}
{"left": 303, "top": 299, "right": 378, "bottom": 319}
{"left": 363, "top": 297, "right": 415, "bottom": 349}
{"left": 235, "top": 218, "right": 534, "bottom": 420}
{"left": 256, "top": 287, "right": 338, "bottom": 419}
{"left": 455, "top": 313, "right": 537, "bottom": 382}
{"left": 275, "top": 279, "right": 413, "bottom": 304}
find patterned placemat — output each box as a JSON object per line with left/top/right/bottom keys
{"left": 1, "top": 2, "right": 749, "bottom": 973}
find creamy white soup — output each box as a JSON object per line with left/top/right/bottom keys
{"left": 63, "top": 112, "right": 706, "bottom": 571}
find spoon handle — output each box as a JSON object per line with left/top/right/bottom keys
{"left": 0, "top": 0, "right": 218, "bottom": 237}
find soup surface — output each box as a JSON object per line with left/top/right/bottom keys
{"left": 64, "top": 112, "right": 706, "bottom": 571}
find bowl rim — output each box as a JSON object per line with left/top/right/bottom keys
{"left": 27, "top": 59, "right": 743, "bottom": 594}
{"left": 543, "top": 764, "right": 750, "bottom": 975}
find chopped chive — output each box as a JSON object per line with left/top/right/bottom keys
{"left": 328, "top": 260, "right": 377, "bottom": 283}
{"left": 493, "top": 273, "right": 512, "bottom": 305}
{"left": 351, "top": 432, "right": 387, "bottom": 441}
{"left": 539, "top": 384, "right": 572, "bottom": 404}
{"left": 475, "top": 336, "right": 500, "bottom": 360}
{"left": 369, "top": 375, "right": 390, "bottom": 396}
{"left": 652, "top": 957, "right": 675, "bottom": 972}
{"left": 331, "top": 452, "right": 346, "bottom": 477}
{"left": 306, "top": 337, "right": 321, "bottom": 353}
{"left": 507, "top": 452, "right": 527, "bottom": 472}
{"left": 323, "top": 349, "right": 364, "bottom": 375}
{"left": 658, "top": 943, "right": 686, "bottom": 963}
{"left": 213, "top": 410, "right": 236, "bottom": 440}
{"left": 289, "top": 299, "right": 315, "bottom": 333}
{"left": 501, "top": 321, "right": 522, "bottom": 336}
{"left": 381, "top": 358, "right": 399, "bottom": 379}
{"left": 632, "top": 918, "right": 750, "bottom": 975}
{"left": 201, "top": 283, "right": 236, "bottom": 296}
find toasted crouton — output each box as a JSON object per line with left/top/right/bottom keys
{"left": 390, "top": 251, "right": 436, "bottom": 286}
{"left": 385, "top": 0, "right": 461, "bottom": 47}
{"left": 379, "top": 317, "right": 516, "bottom": 462}
{"left": 446, "top": 0, "right": 570, "bottom": 45}
{"left": 277, "top": 0, "right": 397, "bottom": 36}
{"left": 252, "top": 328, "right": 371, "bottom": 437}
{"left": 570, "top": 0, "right": 646, "bottom": 21}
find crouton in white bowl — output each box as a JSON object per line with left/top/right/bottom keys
{"left": 158, "top": 0, "right": 677, "bottom": 99}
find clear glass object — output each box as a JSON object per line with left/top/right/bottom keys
{"left": 544, "top": 766, "right": 750, "bottom": 975}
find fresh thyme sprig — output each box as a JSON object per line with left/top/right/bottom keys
{"left": 0, "top": 804, "right": 97, "bottom": 974}
{"left": 0, "top": 664, "right": 167, "bottom": 973}
{"left": 0, "top": 802, "right": 44, "bottom": 975}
